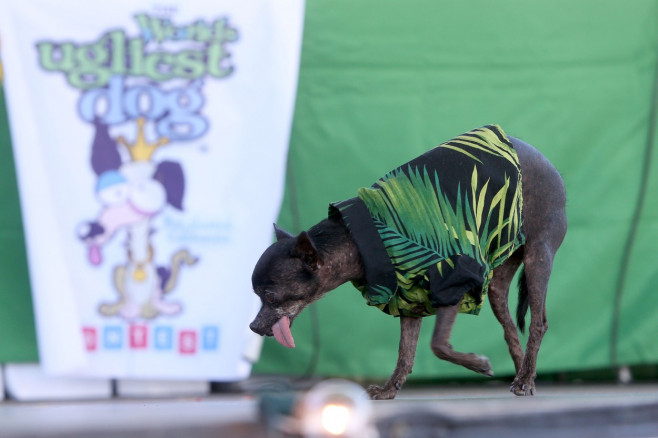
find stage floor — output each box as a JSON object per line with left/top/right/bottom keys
{"left": 2, "top": 381, "right": 658, "bottom": 437}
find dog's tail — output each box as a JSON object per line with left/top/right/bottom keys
{"left": 516, "top": 266, "right": 529, "bottom": 333}
{"left": 162, "top": 249, "right": 198, "bottom": 293}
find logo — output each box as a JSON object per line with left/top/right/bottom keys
{"left": 83, "top": 324, "right": 219, "bottom": 354}
{"left": 37, "top": 13, "right": 239, "bottom": 323}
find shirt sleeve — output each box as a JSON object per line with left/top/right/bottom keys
{"left": 428, "top": 255, "right": 486, "bottom": 307}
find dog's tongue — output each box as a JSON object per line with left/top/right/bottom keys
{"left": 89, "top": 244, "right": 102, "bottom": 266}
{"left": 272, "top": 315, "right": 295, "bottom": 348}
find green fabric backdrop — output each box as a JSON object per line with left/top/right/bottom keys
{"left": 1, "top": 1, "right": 658, "bottom": 382}
{"left": 0, "top": 85, "right": 38, "bottom": 362}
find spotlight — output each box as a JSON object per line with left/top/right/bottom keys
{"left": 258, "top": 379, "right": 376, "bottom": 437}
{"left": 298, "top": 379, "right": 375, "bottom": 438}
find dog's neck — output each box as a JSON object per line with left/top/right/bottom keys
{"left": 307, "top": 218, "right": 365, "bottom": 292}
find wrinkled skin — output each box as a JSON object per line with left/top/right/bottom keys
{"left": 250, "top": 223, "right": 363, "bottom": 348}
{"left": 250, "top": 136, "right": 566, "bottom": 399}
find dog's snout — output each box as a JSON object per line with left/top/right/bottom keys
{"left": 250, "top": 320, "right": 267, "bottom": 336}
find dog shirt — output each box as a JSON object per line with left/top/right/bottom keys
{"left": 329, "top": 125, "right": 525, "bottom": 317}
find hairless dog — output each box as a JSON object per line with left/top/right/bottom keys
{"left": 250, "top": 126, "right": 566, "bottom": 399}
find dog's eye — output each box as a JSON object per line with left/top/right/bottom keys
{"left": 264, "top": 291, "right": 277, "bottom": 305}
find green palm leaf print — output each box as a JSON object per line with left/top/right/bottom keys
{"left": 333, "top": 125, "right": 524, "bottom": 318}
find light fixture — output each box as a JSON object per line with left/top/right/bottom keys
{"left": 297, "top": 379, "right": 376, "bottom": 438}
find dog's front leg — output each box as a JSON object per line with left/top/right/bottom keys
{"left": 367, "top": 316, "right": 422, "bottom": 400}
{"left": 431, "top": 301, "right": 494, "bottom": 376}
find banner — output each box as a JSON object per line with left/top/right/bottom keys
{"left": 0, "top": 1, "right": 304, "bottom": 379}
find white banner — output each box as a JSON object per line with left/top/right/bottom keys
{"left": 0, "top": 0, "right": 304, "bottom": 380}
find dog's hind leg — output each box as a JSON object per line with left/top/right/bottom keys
{"left": 367, "top": 316, "right": 422, "bottom": 400}
{"left": 488, "top": 251, "right": 524, "bottom": 373}
{"left": 509, "top": 242, "right": 555, "bottom": 396}
{"left": 430, "top": 301, "right": 494, "bottom": 376}
{"left": 508, "top": 135, "right": 567, "bottom": 396}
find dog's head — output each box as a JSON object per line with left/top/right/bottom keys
{"left": 250, "top": 225, "right": 325, "bottom": 348}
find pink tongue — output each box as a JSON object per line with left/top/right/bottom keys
{"left": 89, "top": 245, "right": 102, "bottom": 266}
{"left": 272, "top": 316, "right": 295, "bottom": 348}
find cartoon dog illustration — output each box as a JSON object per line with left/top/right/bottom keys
{"left": 78, "top": 117, "right": 197, "bottom": 320}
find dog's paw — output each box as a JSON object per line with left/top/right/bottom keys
{"left": 366, "top": 384, "right": 398, "bottom": 400}
{"left": 510, "top": 378, "right": 535, "bottom": 396}
{"left": 471, "top": 355, "right": 494, "bottom": 377}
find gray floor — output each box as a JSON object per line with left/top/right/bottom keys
{"left": 2, "top": 382, "right": 658, "bottom": 437}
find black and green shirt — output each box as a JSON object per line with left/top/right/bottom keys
{"left": 329, "top": 125, "right": 525, "bottom": 317}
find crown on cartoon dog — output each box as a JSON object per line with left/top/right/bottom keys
{"left": 117, "top": 118, "right": 170, "bottom": 161}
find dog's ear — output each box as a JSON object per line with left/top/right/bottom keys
{"left": 154, "top": 161, "right": 185, "bottom": 210}
{"left": 91, "top": 118, "right": 122, "bottom": 176}
{"left": 273, "top": 224, "right": 294, "bottom": 241}
{"left": 292, "top": 231, "right": 324, "bottom": 270}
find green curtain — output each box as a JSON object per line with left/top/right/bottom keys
{"left": 0, "top": 82, "right": 38, "bottom": 362}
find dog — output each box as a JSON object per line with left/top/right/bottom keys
{"left": 250, "top": 125, "right": 566, "bottom": 399}
{"left": 78, "top": 118, "right": 197, "bottom": 320}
